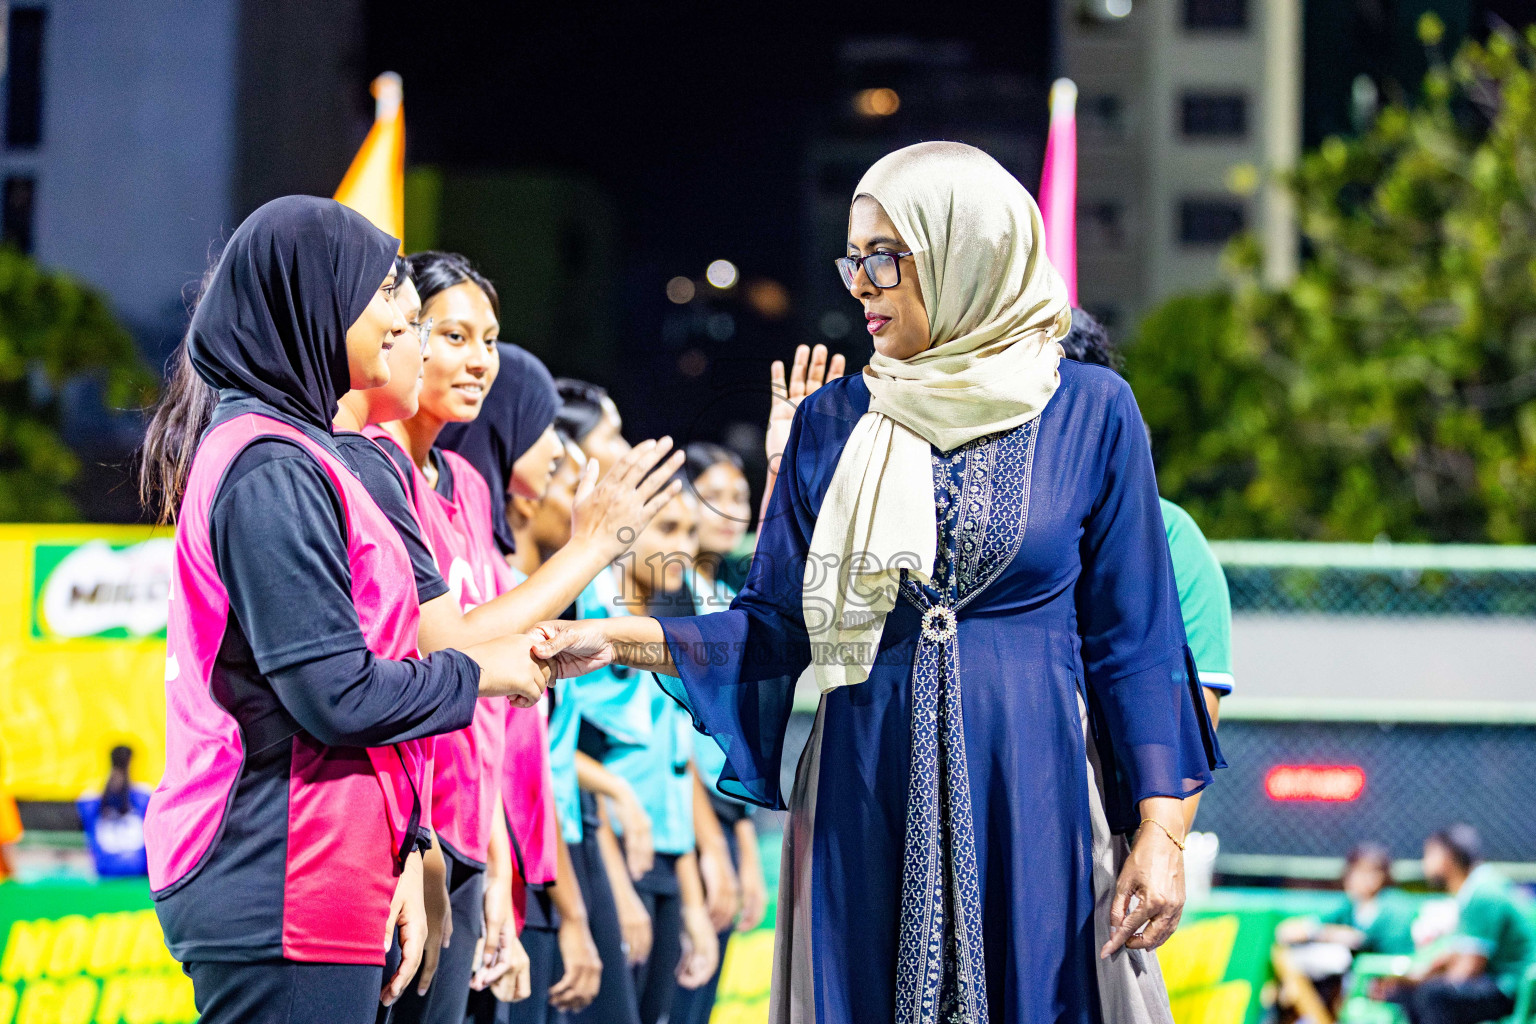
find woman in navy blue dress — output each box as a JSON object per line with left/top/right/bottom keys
{"left": 532, "top": 142, "right": 1222, "bottom": 1024}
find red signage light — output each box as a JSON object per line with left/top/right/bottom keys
{"left": 1264, "top": 765, "right": 1366, "bottom": 803}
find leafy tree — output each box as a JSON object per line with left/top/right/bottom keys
{"left": 0, "top": 247, "right": 152, "bottom": 520}
{"left": 1128, "top": 19, "right": 1536, "bottom": 543}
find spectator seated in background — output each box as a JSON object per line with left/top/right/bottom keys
{"left": 1272, "top": 843, "right": 1419, "bottom": 1021}
{"left": 1377, "top": 825, "right": 1535, "bottom": 1024}
{"left": 76, "top": 745, "right": 151, "bottom": 877}
{"left": 1280, "top": 842, "right": 1418, "bottom": 956}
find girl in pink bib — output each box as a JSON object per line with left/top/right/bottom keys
{"left": 138, "top": 198, "right": 549, "bottom": 1024}
{"left": 374, "top": 252, "right": 686, "bottom": 1024}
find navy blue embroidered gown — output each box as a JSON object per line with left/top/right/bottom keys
{"left": 655, "top": 361, "right": 1222, "bottom": 1024}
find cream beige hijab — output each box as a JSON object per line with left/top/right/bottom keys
{"left": 803, "top": 141, "right": 1070, "bottom": 693}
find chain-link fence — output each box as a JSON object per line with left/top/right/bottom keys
{"left": 1196, "top": 719, "right": 1536, "bottom": 866}
{"left": 1223, "top": 565, "right": 1536, "bottom": 616}
{"left": 1204, "top": 542, "right": 1536, "bottom": 871}
{"left": 1211, "top": 542, "right": 1536, "bottom": 617}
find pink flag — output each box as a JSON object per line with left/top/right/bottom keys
{"left": 1039, "top": 78, "right": 1078, "bottom": 306}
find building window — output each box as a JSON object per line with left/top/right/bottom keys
{"left": 1082, "top": 93, "right": 1126, "bottom": 139}
{"left": 1181, "top": 93, "right": 1248, "bottom": 139}
{"left": 1178, "top": 197, "right": 1244, "bottom": 246}
{"left": 3, "top": 176, "right": 36, "bottom": 253}
{"left": 5, "top": 7, "right": 46, "bottom": 149}
{"left": 1184, "top": 0, "right": 1246, "bottom": 30}
{"left": 1081, "top": 201, "right": 1128, "bottom": 251}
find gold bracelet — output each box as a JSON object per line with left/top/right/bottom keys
{"left": 1139, "top": 818, "right": 1186, "bottom": 852}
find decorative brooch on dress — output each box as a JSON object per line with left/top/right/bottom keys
{"left": 920, "top": 605, "right": 958, "bottom": 645}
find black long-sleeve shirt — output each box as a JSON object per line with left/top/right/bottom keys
{"left": 208, "top": 438, "right": 478, "bottom": 746}
{"left": 155, "top": 398, "right": 483, "bottom": 960}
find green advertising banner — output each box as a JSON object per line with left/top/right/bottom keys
{"left": 29, "top": 538, "right": 172, "bottom": 641}
{"left": 0, "top": 879, "right": 194, "bottom": 1024}
{"left": 1165, "top": 889, "right": 1364, "bottom": 1024}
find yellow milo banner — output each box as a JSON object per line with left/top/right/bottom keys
{"left": 1162, "top": 914, "right": 1255, "bottom": 1023}
{"left": 0, "top": 525, "right": 172, "bottom": 800}
{"left": 0, "top": 881, "right": 194, "bottom": 1024}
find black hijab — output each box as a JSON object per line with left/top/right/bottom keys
{"left": 189, "top": 196, "right": 399, "bottom": 430}
{"left": 439, "top": 342, "right": 561, "bottom": 555}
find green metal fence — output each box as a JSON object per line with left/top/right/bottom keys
{"left": 1210, "top": 542, "right": 1536, "bottom": 617}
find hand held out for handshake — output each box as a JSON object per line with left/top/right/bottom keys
{"left": 465, "top": 633, "right": 556, "bottom": 706}
{"left": 529, "top": 620, "right": 620, "bottom": 679}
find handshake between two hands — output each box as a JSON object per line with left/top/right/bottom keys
{"left": 466, "top": 621, "right": 617, "bottom": 706}
{"left": 460, "top": 342, "right": 846, "bottom": 709}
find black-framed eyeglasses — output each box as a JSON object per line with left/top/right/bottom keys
{"left": 835, "top": 250, "right": 913, "bottom": 290}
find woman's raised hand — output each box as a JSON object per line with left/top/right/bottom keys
{"left": 570, "top": 437, "right": 685, "bottom": 560}
{"left": 767, "top": 344, "right": 846, "bottom": 468}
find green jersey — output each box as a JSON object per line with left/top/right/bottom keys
{"left": 1454, "top": 865, "right": 1536, "bottom": 996}
{"left": 1320, "top": 889, "right": 1419, "bottom": 955}
{"left": 1160, "top": 498, "right": 1234, "bottom": 693}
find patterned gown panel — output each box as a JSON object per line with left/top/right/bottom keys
{"left": 893, "top": 419, "right": 1041, "bottom": 1024}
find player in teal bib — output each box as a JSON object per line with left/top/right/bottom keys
{"left": 1159, "top": 498, "right": 1233, "bottom": 696}
{"left": 574, "top": 485, "right": 721, "bottom": 1024}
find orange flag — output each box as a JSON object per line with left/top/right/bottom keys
{"left": 335, "top": 72, "right": 405, "bottom": 248}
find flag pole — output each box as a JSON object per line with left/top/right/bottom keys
{"left": 1039, "top": 78, "right": 1079, "bottom": 307}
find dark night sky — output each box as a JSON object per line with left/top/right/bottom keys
{"left": 363, "top": 1, "right": 1057, "bottom": 453}
{"left": 359, "top": 1, "right": 1536, "bottom": 461}
{"left": 362, "top": 0, "right": 1535, "bottom": 331}
{"left": 365, "top": 2, "right": 1055, "bottom": 256}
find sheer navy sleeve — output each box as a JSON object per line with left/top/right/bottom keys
{"left": 651, "top": 390, "right": 848, "bottom": 810}
{"left": 1074, "top": 378, "right": 1224, "bottom": 831}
